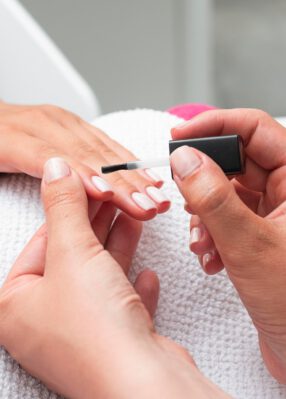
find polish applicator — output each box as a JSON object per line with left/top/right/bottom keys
{"left": 101, "top": 135, "right": 245, "bottom": 176}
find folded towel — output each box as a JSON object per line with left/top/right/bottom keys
{"left": 0, "top": 109, "right": 285, "bottom": 399}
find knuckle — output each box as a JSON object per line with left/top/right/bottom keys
{"left": 73, "top": 140, "right": 98, "bottom": 161}
{"left": 45, "top": 189, "right": 82, "bottom": 213}
{"left": 246, "top": 108, "right": 271, "bottom": 124}
{"left": 70, "top": 231, "right": 104, "bottom": 256}
{"left": 40, "top": 105, "right": 81, "bottom": 126}
{"left": 99, "top": 145, "right": 118, "bottom": 159}
{"left": 23, "top": 106, "right": 49, "bottom": 122}
{"left": 197, "top": 182, "right": 231, "bottom": 216}
{"left": 253, "top": 109, "right": 270, "bottom": 120}
{"left": 38, "top": 142, "right": 58, "bottom": 158}
{"left": 36, "top": 144, "right": 60, "bottom": 176}
{"left": 113, "top": 285, "right": 145, "bottom": 316}
{"left": 39, "top": 104, "right": 66, "bottom": 117}
{"left": 40, "top": 104, "right": 82, "bottom": 126}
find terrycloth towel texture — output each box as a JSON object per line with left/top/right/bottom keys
{"left": 1, "top": 109, "right": 286, "bottom": 399}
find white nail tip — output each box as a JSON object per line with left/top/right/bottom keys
{"left": 91, "top": 176, "right": 113, "bottom": 193}
{"left": 190, "top": 227, "right": 201, "bottom": 246}
{"left": 132, "top": 192, "right": 157, "bottom": 211}
{"left": 146, "top": 186, "right": 170, "bottom": 204}
{"left": 145, "top": 169, "right": 162, "bottom": 182}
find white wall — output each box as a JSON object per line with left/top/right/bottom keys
{"left": 19, "top": 0, "right": 177, "bottom": 113}
{"left": 19, "top": 0, "right": 213, "bottom": 113}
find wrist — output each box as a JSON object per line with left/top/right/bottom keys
{"left": 63, "top": 334, "right": 230, "bottom": 399}
{"left": 95, "top": 337, "right": 230, "bottom": 399}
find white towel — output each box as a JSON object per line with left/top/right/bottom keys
{"left": 0, "top": 109, "right": 286, "bottom": 399}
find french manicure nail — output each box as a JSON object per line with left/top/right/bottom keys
{"left": 144, "top": 169, "right": 163, "bottom": 183}
{"left": 132, "top": 192, "right": 157, "bottom": 211}
{"left": 146, "top": 186, "right": 170, "bottom": 204}
{"left": 91, "top": 176, "right": 113, "bottom": 193}
{"left": 170, "top": 146, "right": 202, "bottom": 180}
{"left": 202, "top": 252, "right": 214, "bottom": 270}
{"left": 44, "top": 157, "right": 70, "bottom": 183}
{"left": 190, "top": 227, "right": 201, "bottom": 246}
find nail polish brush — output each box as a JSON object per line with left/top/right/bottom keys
{"left": 101, "top": 135, "right": 245, "bottom": 176}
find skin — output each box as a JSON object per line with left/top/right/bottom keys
{"left": 170, "top": 108, "right": 286, "bottom": 384}
{"left": 2, "top": 106, "right": 285, "bottom": 396}
{"left": 0, "top": 159, "right": 230, "bottom": 399}
{"left": 0, "top": 102, "right": 170, "bottom": 221}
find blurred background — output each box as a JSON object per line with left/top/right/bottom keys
{"left": 19, "top": 0, "right": 286, "bottom": 116}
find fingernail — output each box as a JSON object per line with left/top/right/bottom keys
{"left": 91, "top": 176, "right": 113, "bottom": 193}
{"left": 170, "top": 146, "right": 202, "bottom": 180}
{"left": 190, "top": 227, "right": 201, "bottom": 246}
{"left": 44, "top": 157, "right": 70, "bottom": 183}
{"left": 173, "top": 120, "right": 190, "bottom": 129}
{"left": 132, "top": 192, "right": 157, "bottom": 211}
{"left": 146, "top": 186, "right": 170, "bottom": 204}
{"left": 202, "top": 252, "right": 214, "bottom": 270}
{"left": 144, "top": 169, "right": 163, "bottom": 183}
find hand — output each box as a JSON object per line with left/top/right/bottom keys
{"left": 0, "top": 157, "right": 229, "bottom": 399}
{"left": 0, "top": 102, "right": 170, "bottom": 220}
{"left": 170, "top": 109, "right": 286, "bottom": 383}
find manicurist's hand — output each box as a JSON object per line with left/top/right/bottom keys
{"left": 0, "top": 158, "right": 230, "bottom": 399}
{"left": 0, "top": 102, "right": 170, "bottom": 220}
{"left": 171, "top": 109, "right": 286, "bottom": 383}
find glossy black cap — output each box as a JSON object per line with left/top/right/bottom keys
{"left": 169, "top": 135, "right": 245, "bottom": 176}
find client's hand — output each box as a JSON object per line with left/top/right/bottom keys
{"left": 0, "top": 102, "right": 170, "bottom": 220}
{"left": 0, "top": 158, "right": 229, "bottom": 399}
{"left": 171, "top": 109, "right": 286, "bottom": 383}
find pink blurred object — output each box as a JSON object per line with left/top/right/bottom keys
{"left": 167, "top": 103, "right": 216, "bottom": 120}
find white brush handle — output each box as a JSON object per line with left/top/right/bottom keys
{"left": 127, "top": 157, "right": 170, "bottom": 170}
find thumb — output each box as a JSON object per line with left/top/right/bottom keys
{"left": 42, "top": 158, "right": 101, "bottom": 268}
{"left": 170, "top": 146, "right": 265, "bottom": 263}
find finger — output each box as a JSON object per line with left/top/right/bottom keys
{"left": 171, "top": 108, "right": 286, "bottom": 172}
{"left": 68, "top": 129, "right": 169, "bottom": 218}
{"left": 33, "top": 120, "right": 168, "bottom": 220}
{"left": 170, "top": 146, "right": 266, "bottom": 264}
{"left": 105, "top": 213, "right": 142, "bottom": 275}
{"left": 266, "top": 200, "right": 286, "bottom": 220}
{"left": 190, "top": 183, "right": 261, "bottom": 257}
{"left": 4, "top": 224, "right": 47, "bottom": 284}
{"left": 198, "top": 250, "right": 224, "bottom": 275}
{"left": 88, "top": 199, "right": 102, "bottom": 221}
{"left": 190, "top": 216, "right": 215, "bottom": 255}
{"left": 0, "top": 129, "right": 114, "bottom": 201}
{"left": 134, "top": 269, "right": 160, "bottom": 318}
{"left": 234, "top": 157, "right": 268, "bottom": 192}
{"left": 263, "top": 165, "right": 286, "bottom": 213}
{"left": 190, "top": 215, "right": 224, "bottom": 275}
{"left": 232, "top": 180, "right": 262, "bottom": 213}
{"left": 191, "top": 183, "right": 262, "bottom": 251}
{"left": 66, "top": 122, "right": 170, "bottom": 216}
{"left": 80, "top": 121, "right": 164, "bottom": 187}
{"left": 42, "top": 158, "right": 102, "bottom": 269}
{"left": 91, "top": 202, "right": 117, "bottom": 245}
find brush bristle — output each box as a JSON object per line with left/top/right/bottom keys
{"left": 101, "top": 163, "right": 128, "bottom": 174}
